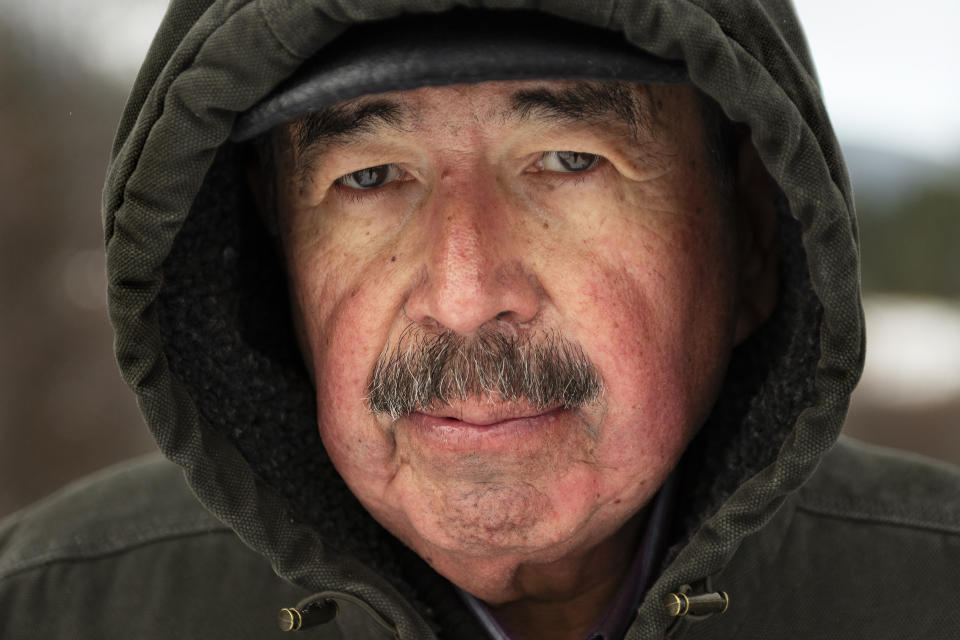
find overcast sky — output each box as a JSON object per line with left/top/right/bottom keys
{"left": 2, "top": 0, "right": 959, "bottom": 162}
{"left": 793, "top": 0, "right": 960, "bottom": 162}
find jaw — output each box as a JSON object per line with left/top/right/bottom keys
{"left": 319, "top": 373, "right": 695, "bottom": 603}
{"left": 392, "top": 467, "right": 652, "bottom": 606}
{"left": 344, "top": 410, "right": 670, "bottom": 604}
{"left": 385, "top": 405, "right": 603, "bottom": 547}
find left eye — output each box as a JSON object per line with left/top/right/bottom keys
{"left": 336, "top": 164, "right": 402, "bottom": 189}
{"left": 540, "top": 151, "right": 602, "bottom": 173}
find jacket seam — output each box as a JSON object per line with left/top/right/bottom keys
{"left": 0, "top": 522, "right": 232, "bottom": 582}
{"left": 106, "top": 0, "right": 266, "bottom": 245}
{"left": 795, "top": 503, "right": 960, "bottom": 536}
{"left": 672, "top": 0, "right": 851, "bottom": 220}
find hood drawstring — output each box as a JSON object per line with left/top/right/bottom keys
{"left": 278, "top": 591, "right": 399, "bottom": 637}
{"left": 278, "top": 598, "right": 338, "bottom": 632}
{"left": 663, "top": 590, "right": 730, "bottom": 618}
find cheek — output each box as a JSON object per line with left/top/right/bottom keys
{"left": 577, "top": 265, "right": 698, "bottom": 418}
{"left": 551, "top": 206, "right": 739, "bottom": 462}
{"left": 284, "top": 203, "right": 400, "bottom": 379}
{"left": 283, "top": 239, "right": 402, "bottom": 464}
{"left": 313, "top": 286, "right": 402, "bottom": 484}
{"left": 573, "top": 266, "right": 730, "bottom": 487}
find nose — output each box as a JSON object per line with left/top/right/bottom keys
{"left": 403, "top": 175, "right": 542, "bottom": 335}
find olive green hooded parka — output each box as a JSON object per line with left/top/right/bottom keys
{"left": 2, "top": 1, "right": 960, "bottom": 638}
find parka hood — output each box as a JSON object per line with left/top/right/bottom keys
{"left": 104, "top": 1, "right": 863, "bottom": 637}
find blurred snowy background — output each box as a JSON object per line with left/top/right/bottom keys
{"left": 1, "top": 0, "right": 958, "bottom": 517}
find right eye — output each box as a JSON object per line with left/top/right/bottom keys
{"left": 539, "top": 151, "right": 602, "bottom": 173}
{"left": 336, "top": 164, "right": 402, "bottom": 190}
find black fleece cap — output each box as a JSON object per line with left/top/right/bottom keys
{"left": 231, "top": 9, "right": 689, "bottom": 141}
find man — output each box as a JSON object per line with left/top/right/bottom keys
{"left": 1, "top": 2, "right": 958, "bottom": 639}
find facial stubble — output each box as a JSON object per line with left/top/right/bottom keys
{"left": 365, "top": 326, "right": 608, "bottom": 548}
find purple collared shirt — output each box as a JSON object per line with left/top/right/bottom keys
{"left": 458, "top": 472, "right": 676, "bottom": 640}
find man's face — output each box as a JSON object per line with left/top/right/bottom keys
{"left": 270, "top": 80, "right": 759, "bottom": 600}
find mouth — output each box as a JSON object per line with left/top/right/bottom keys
{"left": 401, "top": 398, "right": 571, "bottom": 454}
{"left": 416, "top": 398, "right": 563, "bottom": 427}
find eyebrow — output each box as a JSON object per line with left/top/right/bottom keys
{"left": 288, "top": 81, "right": 647, "bottom": 169}
{"left": 509, "top": 81, "right": 646, "bottom": 138}
{"left": 291, "top": 99, "right": 408, "bottom": 160}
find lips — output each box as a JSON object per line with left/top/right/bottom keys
{"left": 415, "top": 398, "right": 561, "bottom": 426}
{"left": 401, "top": 399, "right": 568, "bottom": 454}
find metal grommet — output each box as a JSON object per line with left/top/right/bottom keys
{"left": 277, "top": 598, "right": 339, "bottom": 632}
{"left": 664, "top": 592, "right": 690, "bottom": 617}
{"left": 278, "top": 607, "right": 303, "bottom": 632}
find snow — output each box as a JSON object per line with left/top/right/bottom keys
{"left": 858, "top": 295, "right": 960, "bottom": 406}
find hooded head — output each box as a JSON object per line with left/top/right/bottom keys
{"left": 225, "top": 11, "right": 781, "bottom": 606}
{"left": 104, "top": 1, "right": 862, "bottom": 636}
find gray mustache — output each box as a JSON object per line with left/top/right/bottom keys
{"left": 366, "top": 327, "right": 604, "bottom": 420}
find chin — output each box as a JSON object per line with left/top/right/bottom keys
{"left": 387, "top": 480, "right": 647, "bottom": 603}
